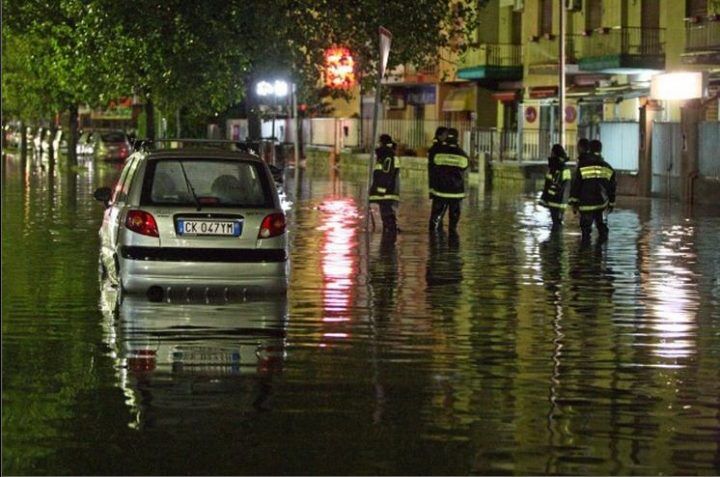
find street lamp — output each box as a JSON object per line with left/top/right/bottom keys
{"left": 256, "top": 80, "right": 290, "bottom": 165}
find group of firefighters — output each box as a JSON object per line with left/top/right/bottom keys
{"left": 368, "top": 128, "right": 617, "bottom": 243}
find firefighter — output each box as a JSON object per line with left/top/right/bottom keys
{"left": 539, "top": 144, "right": 572, "bottom": 231}
{"left": 428, "top": 128, "right": 468, "bottom": 233}
{"left": 568, "top": 139, "right": 617, "bottom": 242}
{"left": 428, "top": 126, "right": 448, "bottom": 201}
{"left": 369, "top": 134, "right": 400, "bottom": 234}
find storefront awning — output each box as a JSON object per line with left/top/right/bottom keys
{"left": 491, "top": 90, "right": 520, "bottom": 102}
{"left": 529, "top": 86, "right": 558, "bottom": 99}
{"left": 442, "top": 88, "right": 476, "bottom": 112}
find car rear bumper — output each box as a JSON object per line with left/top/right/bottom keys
{"left": 119, "top": 254, "right": 288, "bottom": 295}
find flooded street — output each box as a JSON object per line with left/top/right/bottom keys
{"left": 2, "top": 152, "right": 720, "bottom": 475}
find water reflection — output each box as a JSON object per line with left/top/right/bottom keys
{"left": 100, "top": 288, "right": 287, "bottom": 430}
{"left": 3, "top": 152, "right": 720, "bottom": 475}
{"left": 318, "top": 198, "right": 360, "bottom": 342}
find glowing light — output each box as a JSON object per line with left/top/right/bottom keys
{"left": 324, "top": 47, "right": 356, "bottom": 89}
{"left": 273, "top": 80, "right": 289, "bottom": 97}
{"left": 256, "top": 81, "right": 273, "bottom": 97}
{"left": 650, "top": 72, "right": 705, "bottom": 100}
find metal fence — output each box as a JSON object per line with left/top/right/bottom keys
{"left": 579, "top": 26, "right": 665, "bottom": 57}
{"left": 699, "top": 121, "right": 720, "bottom": 178}
{"left": 686, "top": 20, "right": 720, "bottom": 51}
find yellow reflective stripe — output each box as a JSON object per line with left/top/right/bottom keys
{"left": 568, "top": 197, "right": 579, "bottom": 204}
{"left": 579, "top": 166, "right": 613, "bottom": 180}
{"left": 383, "top": 158, "right": 392, "bottom": 173}
{"left": 434, "top": 153, "right": 468, "bottom": 169}
{"left": 579, "top": 201, "right": 609, "bottom": 211}
{"left": 431, "top": 190, "right": 466, "bottom": 199}
{"left": 545, "top": 173, "right": 553, "bottom": 180}
{"left": 562, "top": 169, "right": 572, "bottom": 180}
{"left": 369, "top": 195, "right": 399, "bottom": 201}
{"left": 374, "top": 163, "right": 383, "bottom": 170}
{"left": 540, "top": 199, "right": 567, "bottom": 209}
{"left": 376, "top": 187, "right": 386, "bottom": 193}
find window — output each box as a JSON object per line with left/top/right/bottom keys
{"left": 143, "top": 159, "right": 273, "bottom": 208}
{"left": 586, "top": 0, "right": 602, "bottom": 31}
{"left": 686, "top": 0, "right": 707, "bottom": 17}
{"left": 539, "top": 0, "right": 553, "bottom": 36}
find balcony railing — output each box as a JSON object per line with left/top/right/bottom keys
{"left": 685, "top": 19, "right": 720, "bottom": 51}
{"left": 579, "top": 26, "right": 665, "bottom": 57}
{"left": 526, "top": 35, "right": 582, "bottom": 65}
{"left": 459, "top": 43, "right": 522, "bottom": 68}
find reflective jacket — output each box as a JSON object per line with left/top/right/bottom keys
{"left": 428, "top": 141, "right": 468, "bottom": 199}
{"left": 369, "top": 145, "right": 400, "bottom": 203}
{"left": 568, "top": 153, "right": 617, "bottom": 211}
{"left": 427, "top": 138, "right": 442, "bottom": 194}
{"left": 540, "top": 157, "right": 571, "bottom": 209}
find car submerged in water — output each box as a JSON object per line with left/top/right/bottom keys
{"left": 93, "top": 141, "right": 288, "bottom": 302}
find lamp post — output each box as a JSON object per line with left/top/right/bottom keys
{"left": 256, "top": 80, "right": 289, "bottom": 165}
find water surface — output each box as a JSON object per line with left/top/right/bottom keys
{"left": 2, "top": 152, "right": 719, "bottom": 475}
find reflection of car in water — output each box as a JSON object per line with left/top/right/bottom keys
{"left": 100, "top": 288, "right": 288, "bottom": 429}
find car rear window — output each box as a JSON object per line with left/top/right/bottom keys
{"left": 101, "top": 132, "right": 127, "bottom": 142}
{"left": 142, "top": 159, "right": 273, "bottom": 208}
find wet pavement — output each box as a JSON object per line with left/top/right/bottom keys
{"left": 2, "top": 151, "right": 720, "bottom": 475}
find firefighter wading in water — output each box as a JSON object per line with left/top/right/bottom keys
{"left": 428, "top": 127, "right": 469, "bottom": 232}
{"left": 369, "top": 134, "right": 400, "bottom": 234}
{"left": 568, "top": 139, "right": 617, "bottom": 242}
{"left": 539, "top": 143, "right": 572, "bottom": 231}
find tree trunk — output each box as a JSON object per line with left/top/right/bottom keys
{"left": 20, "top": 120, "right": 28, "bottom": 161}
{"left": 246, "top": 77, "right": 261, "bottom": 141}
{"left": 67, "top": 104, "right": 79, "bottom": 166}
{"left": 146, "top": 98, "right": 155, "bottom": 141}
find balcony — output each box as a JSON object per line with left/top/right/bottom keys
{"left": 682, "top": 17, "right": 720, "bottom": 65}
{"left": 456, "top": 43, "right": 523, "bottom": 82}
{"left": 577, "top": 27, "right": 665, "bottom": 73}
{"left": 526, "top": 35, "right": 581, "bottom": 75}
{"left": 383, "top": 64, "right": 439, "bottom": 85}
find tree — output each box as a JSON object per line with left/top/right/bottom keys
{"left": 2, "top": 0, "right": 131, "bottom": 163}
{"left": 3, "top": 0, "right": 483, "bottom": 143}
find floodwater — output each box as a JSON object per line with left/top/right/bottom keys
{"left": 2, "top": 151, "right": 719, "bottom": 475}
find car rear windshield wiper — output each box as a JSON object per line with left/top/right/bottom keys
{"left": 177, "top": 160, "right": 201, "bottom": 211}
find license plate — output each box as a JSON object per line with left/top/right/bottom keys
{"left": 177, "top": 219, "right": 242, "bottom": 236}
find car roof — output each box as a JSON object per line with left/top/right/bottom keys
{"left": 144, "top": 148, "right": 264, "bottom": 163}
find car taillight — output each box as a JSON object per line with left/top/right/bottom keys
{"left": 125, "top": 210, "right": 159, "bottom": 237}
{"left": 258, "top": 213, "right": 286, "bottom": 239}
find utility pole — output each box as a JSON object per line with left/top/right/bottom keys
{"left": 559, "top": 0, "right": 567, "bottom": 148}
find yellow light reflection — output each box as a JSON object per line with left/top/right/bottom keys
{"left": 648, "top": 238, "right": 698, "bottom": 359}
{"left": 318, "top": 198, "right": 359, "bottom": 340}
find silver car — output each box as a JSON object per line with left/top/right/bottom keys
{"left": 94, "top": 146, "right": 288, "bottom": 301}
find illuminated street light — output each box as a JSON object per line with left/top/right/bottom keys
{"left": 273, "top": 80, "right": 289, "bottom": 97}
{"left": 255, "top": 79, "right": 294, "bottom": 167}
{"left": 650, "top": 72, "right": 705, "bottom": 100}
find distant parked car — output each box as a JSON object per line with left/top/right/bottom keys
{"left": 92, "top": 130, "right": 131, "bottom": 161}
{"left": 93, "top": 145, "right": 288, "bottom": 302}
{"left": 77, "top": 131, "right": 94, "bottom": 155}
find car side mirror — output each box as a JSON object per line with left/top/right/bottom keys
{"left": 93, "top": 187, "right": 112, "bottom": 207}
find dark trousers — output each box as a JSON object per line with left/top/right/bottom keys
{"left": 429, "top": 197, "right": 461, "bottom": 231}
{"left": 377, "top": 201, "right": 397, "bottom": 232}
{"left": 550, "top": 207, "right": 564, "bottom": 230}
{"left": 580, "top": 210, "right": 608, "bottom": 240}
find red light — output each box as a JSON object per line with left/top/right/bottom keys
{"left": 258, "top": 213, "right": 286, "bottom": 239}
{"left": 125, "top": 210, "right": 159, "bottom": 237}
{"left": 324, "top": 47, "right": 355, "bottom": 89}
